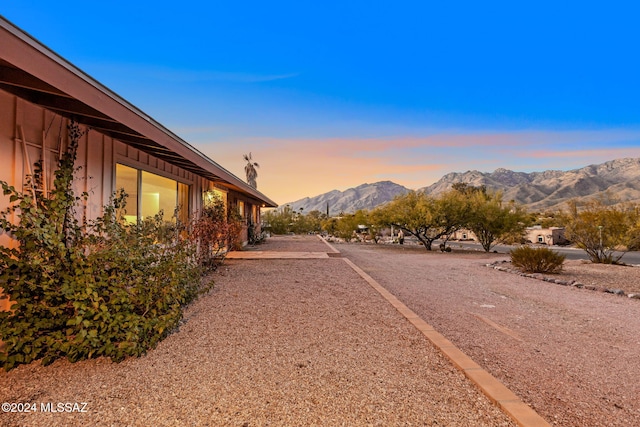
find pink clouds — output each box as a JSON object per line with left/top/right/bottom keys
{"left": 196, "top": 129, "right": 640, "bottom": 205}
{"left": 524, "top": 147, "right": 640, "bottom": 159}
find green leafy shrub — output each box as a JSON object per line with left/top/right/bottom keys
{"left": 510, "top": 246, "right": 566, "bottom": 274}
{"left": 0, "top": 122, "right": 207, "bottom": 371}
{"left": 562, "top": 197, "right": 635, "bottom": 264}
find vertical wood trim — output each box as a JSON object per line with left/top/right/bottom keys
{"left": 101, "top": 133, "right": 106, "bottom": 206}
{"left": 136, "top": 169, "right": 142, "bottom": 222}
{"left": 41, "top": 128, "right": 47, "bottom": 194}
{"left": 58, "top": 117, "right": 66, "bottom": 161}
{"left": 81, "top": 127, "right": 88, "bottom": 223}
{"left": 112, "top": 136, "right": 116, "bottom": 192}
{"left": 84, "top": 128, "right": 89, "bottom": 194}
{"left": 18, "top": 125, "right": 36, "bottom": 206}
{"left": 11, "top": 96, "right": 18, "bottom": 226}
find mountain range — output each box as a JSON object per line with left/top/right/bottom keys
{"left": 283, "top": 158, "right": 640, "bottom": 214}
{"left": 284, "top": 181, "right": 411, "bottom": 216}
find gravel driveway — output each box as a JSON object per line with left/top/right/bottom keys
{"left": 1, "top": 236, "right": 515, "bottom": 426}
{"left": 337, "top": 241, "right": 640, "bottom": 427}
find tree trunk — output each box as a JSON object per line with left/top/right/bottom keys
{"left": 394, "top": 225, "right": 433, "bottom": 250}
{"left": 416, "top": 235, "right": 433, "bottom": 250}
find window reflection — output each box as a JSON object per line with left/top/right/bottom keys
{"left": 115, "top": 164, "right": 138, "bottom": 223}
{"left": 177, "top": 182, "right": 189, "bottom": 225}
{"left": 141, "top": 171, "right": 177, "bottom": 220}
{"left": 115, "top": 164, "right": 189, "bottom": 223}
{"left": 238, "top": 200, "right": 245, "bottom": 218}
{"left": 203, "top": 188, "right": 227, "bottom": 210}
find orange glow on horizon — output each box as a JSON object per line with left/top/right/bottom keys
{"left": 195, "top": 130, "right": 640, "bottom": 205}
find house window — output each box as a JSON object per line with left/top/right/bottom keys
{"left": 238, "top": 200, "right": 245, "bottom": 218}
{"left": 203, "top": 188, "right": 227, "bottom": 210}
{"left": 177, "top": 182, "right": 189, "bottom": 224}
{"left": 251, "top": 205, "right": 258, "bottom": 224}
{"left": 115, "top": 164, "right": 139, "bottom": 223}
{"left": 537, "top": 235, "right": 544, "bottom": 243}
{"left": 141, "top": 171, "right": 177, "bottom": 220}
{"left": 115, "top": 163, "right": 189, "bottom": 224}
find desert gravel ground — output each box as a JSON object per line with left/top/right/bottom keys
{"left": 337, "top": 241, "right": 640, "bottom": 427}
{"left": 1, "top": 235, "right": 515, "bottom": 427}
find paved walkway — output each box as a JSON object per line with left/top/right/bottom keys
{"left": 236, "top": 235, "right": 549, "bottom": 427}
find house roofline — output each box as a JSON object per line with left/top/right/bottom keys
{"left": 0, "top": 15, "right": 277, "bottom": 208}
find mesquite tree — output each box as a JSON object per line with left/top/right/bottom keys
{"left": 372, "top": 191, "right": 468, "bottom": 250}
{"left": 562, "top": 197, "right": 636, "bottom": 264}
{"left": 466, "top": 190, "right": 528, "bottom": 252}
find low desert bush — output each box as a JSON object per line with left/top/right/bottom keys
{"left": 0, "top": 122, "right": 215, "bottom": 371}
{"left": 0, "top": 185, "right": 206, "bottom": 370}
{"left": 510, "top": 245, "right": 566, "bottom": 274}
{"left": 191, "top": 195, "right": 244, "bottom": 270}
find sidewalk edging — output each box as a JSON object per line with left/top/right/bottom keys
{"left": 226, "top": 251, "right": 329, "bottom": 259}
{"left": 336, "top": 246, "right": 551, "bottom": 427}
{"left": 318, "top": 236, "right": 341, "bottom": 254}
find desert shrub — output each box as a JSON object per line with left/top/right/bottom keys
{"left": 562, "top": 197, "right": 635, "bottom": 264}
{"left": 510, "top": 246, "right": 566, "bottom": 274}
{"left": 192, "top": 194, "right": 243, "bottom": 270}
{"left": 0, "top": 122, "right": 206, "bottom": 371}
{"left": 262, "top": 207, "right": 294, "bottom": 234}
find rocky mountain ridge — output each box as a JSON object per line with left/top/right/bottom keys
{"left": 282, "top": 158, "right": 640, "bottom": 214}
{"left": 420, "top": 158, "right": 640, "bottom": 211}
{"left": 284, "top": 181, "right": 410, "bottom": 216}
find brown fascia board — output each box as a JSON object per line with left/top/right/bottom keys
{"left": 0, "top": 16, "right": 277, "bottom": 208}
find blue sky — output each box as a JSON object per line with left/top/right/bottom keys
{"left": 3, "top": 2, "right": 640, "bottom": 204}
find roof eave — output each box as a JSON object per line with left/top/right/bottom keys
{"left": 0, "top": 15, "right": 277, "bottom": 208}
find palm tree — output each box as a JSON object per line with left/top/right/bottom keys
{"left": 243, "top": 152, "right": 259, "bottom": 188}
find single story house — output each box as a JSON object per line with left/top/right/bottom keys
{"left": 0, "top": 16, "right": 277, "bottom": 310}
{"left": 451, "top": 226, "right": 568, "bottom": 246}
{"left": 525, "top": 226, "right": 568, "bottom": 246}
{"left": 450, "top": 229, "right": 475, "bottom": 241}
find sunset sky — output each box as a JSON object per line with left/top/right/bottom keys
{"left": 3, "top": 2, "right": 640, "bottom": 205}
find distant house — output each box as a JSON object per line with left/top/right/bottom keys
{"left": 525, "top": 226, "right": 568, "bottom": 246}
{"left": 0, "top": 17, "right": 277, "bottom": 310}
{"left": 452, "top": 226, "right": 568, "bottom": 246}
{"left": 451, "top": 229, "right": 475, "bottom": 241}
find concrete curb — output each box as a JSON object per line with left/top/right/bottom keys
{"left": 318, "top": 235, "right": 341, "bottom": 254}
{"left": 226, "top": 251, "right": 329, "bottom": 259}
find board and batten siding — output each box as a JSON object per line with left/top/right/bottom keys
{"left": 0, "top": 89, "right": 217, "bottom": 310}
{"left": 0, "top": 91, "right": 117, "bottom": 225}
{"left": 0, "top": 88, "right": 211, "bottom": 224}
